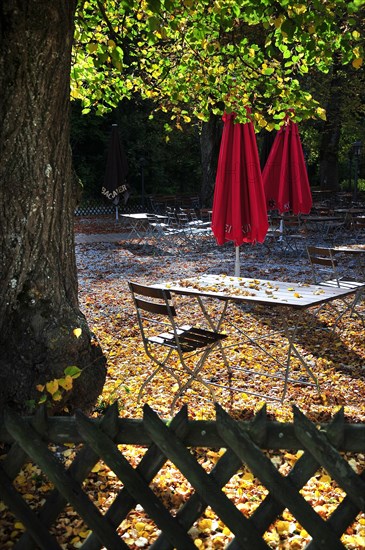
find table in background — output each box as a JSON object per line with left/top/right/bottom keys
{"left": 331, "top": 244, "right": 365, "bottom": 277}
{"left": 120, "top": 213, "right": 167, "bottom": 241}
{"left": 301, "top": 215, "right": 344, "bottom": 237}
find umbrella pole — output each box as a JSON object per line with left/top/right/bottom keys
{"left": 234, "top": 245, "right": 240, "bottom": 277}
{"left": 279, "top": 218, "right": 284, "bottom": 241}
{"left": 115, "top": 205, "right": 119, "bottom": 221}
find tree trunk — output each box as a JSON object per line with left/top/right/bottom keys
{"left": 200, "top": 114, "right": 222, "bottom": 207}
{"left": 0, "top": 1, "right": 106, "bottom": 413}
{"left": 318, "top": 61, "right": 343, "bottom": 190}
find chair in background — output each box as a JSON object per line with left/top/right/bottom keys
{"left": 262, "top": 214, "right": 283, "bottom": 253}
{"left": 281, "top": 215, "right": 308, "bottom": 256}
{"left": 200, "top": 208, "right": 213, "bottom": 222}
{"left": 306, "top": 246, "right": 364, "bottom": 328}
{"left": 128, "top": 281, "right": 227, "bottom": 411}
{"left": 146, "top": 212, "right": 191, "bottom": 254}
{"left": 178, "top": 208, "right": 213, "bottom": 246}
{"left": 353, "top": 217, "right": 365, "bottom": 243}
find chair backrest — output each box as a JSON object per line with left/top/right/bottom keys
{"left": 128, "top": 281, "right": 176, "bottom": 316}
{"left": 180, "top": 208, "right": 200, "bottom": 223}
{"left": 306, "top": 246, "right": 340, "bottom": 286}
{"left": 283, "top": 215, "right": 306, "bottom": 234}
{"left": 353, "top": 218, "right": 365, "bottom": 231}
{"left": 128, "top": 281, "right": 181, "bottom": 349}
{"left": 166, "top": 207, "right": 179, "bottom": 228}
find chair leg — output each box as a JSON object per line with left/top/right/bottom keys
{"left": 169, "top": 348, "right": 218, "bottom": 413}
{"left": 348, "top": 289, "right": 364, "bottom": 325}
{"left": 138, "top": 348, "right": 183, "bottom": 402}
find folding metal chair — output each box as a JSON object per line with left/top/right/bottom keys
{"left": 281, "top": 215, "right": 308, "bottom": 256}
{"left": 353, "top": 217, "right": 365, "bottom": 243}
{"left": 306, "top": 246, "right": 364, "bottom": 328}
{"left": 145, "top": 213, "right": 189, "bottom": 254}
{"left": 128, "top": 281, "right": 227, "bottom": 411}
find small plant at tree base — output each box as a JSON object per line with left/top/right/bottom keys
{"left": 26, "top": 366, "right": 82, "bottom": 412}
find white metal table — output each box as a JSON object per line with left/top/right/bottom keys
{"left": 120, "top": 213, "right": 167, "bottom": 242}
{"left": 153, "top": 274, "right": 364, "bottom": 401}
{"left": 331, "top": 244, "right": 365, "bottom": 277}
{"left": 331, "top": 243, "right": 365, "bottom": 254}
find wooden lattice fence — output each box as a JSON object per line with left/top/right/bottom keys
{"left": 0, "top": 403, "right": 364, "bottom": 549}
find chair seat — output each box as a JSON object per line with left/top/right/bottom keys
{"left": 319, "top": 279, "right": 364, "bottom": 290}
{"left": 148, "top": 325, "right": 227, "bottom": 352}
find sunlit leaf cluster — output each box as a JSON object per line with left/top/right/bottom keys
{"left": 72, "top": 0, "right": 364, "bottom": 127}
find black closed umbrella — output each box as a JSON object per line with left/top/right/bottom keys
{"left": 101, "top": 124, "right": 129, "bottom": 220}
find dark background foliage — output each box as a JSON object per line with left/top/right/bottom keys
{"left": 71, "top": 98, "right": 202, "bottom": 204}
{"left": 71, "top": 94, "right": 365, "bottom": 208}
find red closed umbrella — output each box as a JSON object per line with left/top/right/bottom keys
{"left": 262, "top": 117, "right": 312, "bottom": 215}
{"left": 211, "top": 110, "right": 268, "bottom": 275}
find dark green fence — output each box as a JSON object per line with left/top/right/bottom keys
{"left": 0, "top": 404, "right": 364, "bottom": 549}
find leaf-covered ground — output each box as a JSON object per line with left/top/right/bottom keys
{"left": 75, "top": 216, "right": 365, "bottom": 424}
{"left": 1, "top": 215, "right": 364, "bottom": 549}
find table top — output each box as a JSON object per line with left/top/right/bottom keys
{"left": 332, "top": 244, "right": 365, "bottom": 254}
{"left": 121, "top": 213, "right": 167, "bottom": 220}
{"left": 334, "top": 208, "right": 365, "bottom": 214}
{"left": 153, "top": 274, "right": 362, "bottom": 310}
{"left": 121, "top": 213, "right": 150, "bottom": 220}
{"left": 301, "top": 215, "right": 343, "bottom": 223}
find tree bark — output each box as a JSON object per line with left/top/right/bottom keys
{"left": 0, "top": 1, "right": 106, "bottom": 413}
{"left": 200, "top": 114, "right": 222, "bottom": 207}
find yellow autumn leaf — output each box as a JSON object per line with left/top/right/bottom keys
{"left": 276, "top": 520, "right": 290, "bottom": 534}
{"left": 319, "top": 474, "right": 331, "bottom": 483}
{"left": 292, "top": 4, "right": 307, "bottom": 15}
{"left": 46, "top": 379, "right": 59, "bottom": 395}
{"left": 284, "top": 452, "right": 298, "bottom": 463}
{"left": 342, "top": 535, "right": 365, "bottom": 547}
{"left": 87, "top": 43, "right": 98, "bottom": 53}
{"left": 63, "top": 449, "right": 74, "bottom": 457}
{"left": 73, "top": 327, "right": 82, "bottom": 338}
{"left": 198, "top": 518, "right": 212, "bottom": 530}
{"left": 36, "top": 384, "right": 44, "bottom": 392}
{"left": 273, "top": 16, "right": 285, "bottom": 29}
{"left": 293, "top": 292, "right": 302, "bottom": 298}
{"left": 52, "top": 390, "right": 63, "bottom": 402}
{"left": 58, "top": 375, "right": 73, "bottom": 391}
{"left": 352, "top": 57, "right": 363, "bottom": 69}
{"left": 316, "top": 107, "right": 327, "bottom": 120}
